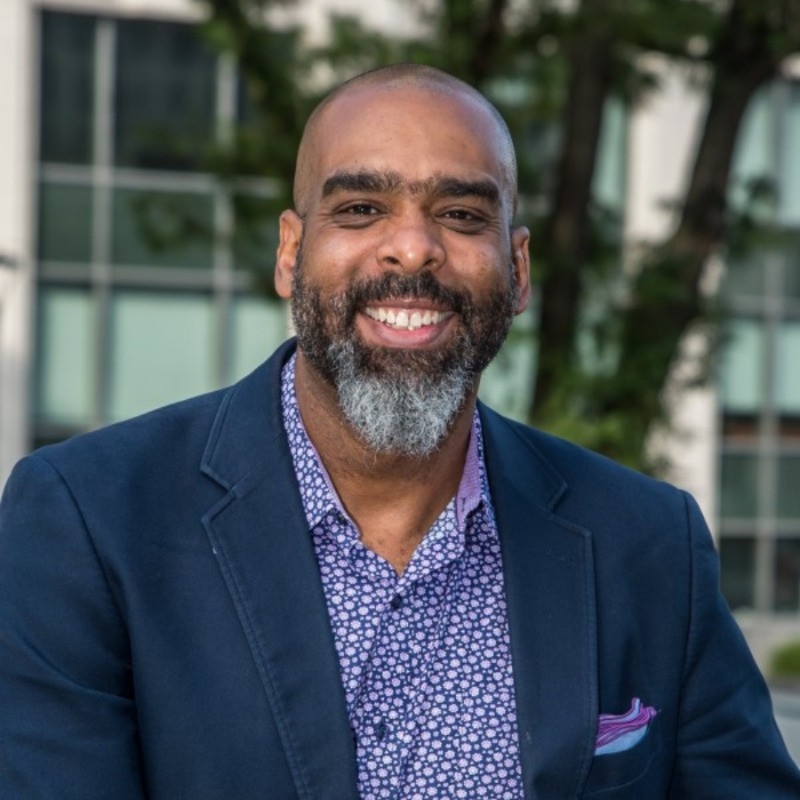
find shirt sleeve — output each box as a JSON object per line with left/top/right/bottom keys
{"left": 668, "top": 491, "right": 800, "bottom": 797}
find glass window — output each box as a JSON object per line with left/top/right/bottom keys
{"left": 730, "top": 87, "right": 774, "bottom": 219}
{"left": 38, "top": 181, "right": 93, "bottom": 263}
{"left": 40, "top": 12, "right": 95, "bottom": 164}
{"left": 232, "top": 192, "right": 281, "bottom": 273}
{"left": 111, "top": 188, "right": 214, "bottom": 269}
{"left": 719, "top": 320, "right": 764, "bottom": 412}
{"left": 229, "top": 297, "right": 287, "bottom": 383}
{"left": 593, "top": 98, "right": 626, "bottom": 213}
{"left": 776, "top": 323, "right": 800, "bottom": 414}
{"left": 115, "top": 19, "right": 216, "bottom": 170}
{"left": 719, "top": 537, "right": 756, "bottom": 611}
{"left": 784, "top": 248, "right": 800, "bottom": 299}
{"left": 775, "top": 538, "right": 800, "bottom": 611}
{"left": 720, "top": 79, "right": 800, "bottom": 614}
{"left": 107, "top": 291, "right": 215, "bottom": 421}
{"left": 724, "top": 252, "right": 765, "bottom": 298}
{"left": 720, "top": 452, "right": 760, "bottom": 519}
{"left": 779, "top": 82, "right": 800, "bottom": 226}
{"left": 777, "top": 455, "right": 800, "bottom": 520}
{"left": 35, "top": 287, "right": 94, "bottom": 427}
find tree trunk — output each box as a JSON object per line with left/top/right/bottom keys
{"left": 468, "top": 0, "right": 510, "bottom": 86}
{"left": 531, "top": 0, "right": 616, "bottom": 419}
{"left": 439, "top": 0, "right": 510, "bottom": 87}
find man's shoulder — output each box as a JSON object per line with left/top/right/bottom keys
{"left": 23, "top": 341, "right": 295, "bottom": 489}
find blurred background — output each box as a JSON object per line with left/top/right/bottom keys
{"left": 1, "top": 0, "right": 800, "bottom": 695}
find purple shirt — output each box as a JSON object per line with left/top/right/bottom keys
{"left": 281, "top": 355, "right": 524, "bottom": 798}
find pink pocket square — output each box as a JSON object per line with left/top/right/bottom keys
{"left": 595, "top": 697, "right": 658, "bottom": 755}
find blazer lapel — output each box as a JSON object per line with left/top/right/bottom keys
{"left": 481, "top": 406, "right": 598, "bottom": 800}
{"left": 201, "top": 341, "right": 358, "bottom": 800}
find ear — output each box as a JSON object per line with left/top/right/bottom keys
{"left": 510, "top": 225, "right": 531, "bottom": 314}
{"left": 275, "top": 210, "right": 304, "bottom": 299}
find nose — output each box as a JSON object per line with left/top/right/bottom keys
{"left": 376, "top": 212, "right": 446, "bottom": 273}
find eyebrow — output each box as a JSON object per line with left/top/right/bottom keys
{"left": 321, "top": 169, "right": 500, "bottom": 206}
{"left": 433, "top": 176, "right": 500, "bottom": 204}
{"left": 322, "top": 170, "right": 402, "bottom": 197}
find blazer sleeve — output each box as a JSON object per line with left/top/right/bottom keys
{"left": 0, "top": 454, "right": 147, "bottom": 799}
{"left": 668, "top": 492, "right": 800, "bottom": 797}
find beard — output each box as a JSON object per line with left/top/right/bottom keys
{"left": 291, "top": 260, "right": 517, "bottom": 458}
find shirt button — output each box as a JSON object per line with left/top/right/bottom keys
{"left": 375, "top": 720, "right": 388, "bottom": 740}
{"left": 389, "top": 594, "right": 403, "bottom": 610}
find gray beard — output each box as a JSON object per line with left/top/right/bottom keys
{"left": 327, "top": 338, "right": 474, "bottom": 458}
{"left": 290, "top": 261, "right": 516, "bottom": 459}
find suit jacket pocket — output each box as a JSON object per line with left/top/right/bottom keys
{"left": 582, "top": 726, "right": 662, "bottom": 797}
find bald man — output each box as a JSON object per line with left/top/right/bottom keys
{"left": 1, "top": 64, "right": 798, "bottom": 799}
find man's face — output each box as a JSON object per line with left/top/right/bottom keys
{"left": 276, "top": 83, "right": 530, "bottom": 455}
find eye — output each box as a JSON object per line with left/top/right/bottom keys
{"left": 342, "top": 203, "right": 380, "bottom": 216}
{"left": 331, "top": 202, "right": 385, "bottom": 228}
{"left": 439, "top": 207, "right": 489, "bottom": 232}
{"left": 443, "top": 208, "right": 478, "bottom": 221}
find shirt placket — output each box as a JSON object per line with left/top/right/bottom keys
{"left": 351, "top": 507, "right": 466, "bottom": 798}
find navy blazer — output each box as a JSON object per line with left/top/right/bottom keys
{"left": 1, "top": 339, "right": 798, "bottom": 798}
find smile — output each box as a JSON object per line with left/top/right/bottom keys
{"left": 364, "top": 307, "right": 452, "bottom": 331}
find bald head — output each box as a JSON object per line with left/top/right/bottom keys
{"left": 293, "top": 64, "right": 519, "bottom": 220}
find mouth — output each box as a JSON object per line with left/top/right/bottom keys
{"left": 363, "top": 306, "right": 453, "bottom": 332}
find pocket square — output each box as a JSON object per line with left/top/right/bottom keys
{"left": 595, "top": 697, "right": 658, "bottom": 755}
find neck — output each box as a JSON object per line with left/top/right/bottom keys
{"left": 294, "top": 351, "right": 477, "bottom": 573}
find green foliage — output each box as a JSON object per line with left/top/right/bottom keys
{"left": 535, "top": 379, "right": 647, "bottom": 469}
{"left": 771, "top": 640, "right": 800, "bottom": 681}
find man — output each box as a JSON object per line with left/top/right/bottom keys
{"left": 1, "top": 64, "right": 798, "bottom": 799}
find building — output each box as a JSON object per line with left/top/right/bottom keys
{"left": 1, "top": 0, "right": 799, "bottom": 662}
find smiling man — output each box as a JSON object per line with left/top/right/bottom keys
{"left": 1, "top": 64, "right": 799, "bottom": 799}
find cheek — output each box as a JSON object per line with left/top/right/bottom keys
{"left": 453, "top": 246, "right": 514, "bottom": 294}
{"left": 300, "top": 230, "right": 376, "bottom": 283}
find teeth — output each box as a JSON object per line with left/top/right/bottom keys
{"left": 365, "top": 307, "right": 446, "bottom": 331}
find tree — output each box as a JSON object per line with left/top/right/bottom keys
{"left": 532, "top": 0, "right": 800, "bottom": 467}
{"left": 191, "top": 0, "right": 800, "bottom": 470}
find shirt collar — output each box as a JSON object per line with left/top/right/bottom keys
{"left": 455, "top": 416, "right": 484, "bottom": 528}
{"left": 280, "top": 353, "right": 487, "bottom": 532}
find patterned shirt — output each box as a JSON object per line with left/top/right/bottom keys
{"left": 281, "top": 354, "right": 524, "bottom": 799}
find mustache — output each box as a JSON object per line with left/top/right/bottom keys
{"left": 341, "top": 271, "right": 469, "bottom": 320}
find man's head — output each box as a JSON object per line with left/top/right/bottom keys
{"left": 276, "top": 64, "right": 530, "bottom": 457}
{"left": 292, "top": 64, "right": 520, "bottom": 222}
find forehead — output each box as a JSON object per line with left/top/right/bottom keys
{"left": 305, "top": 84, "right": 511, "bottom": 204}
